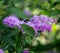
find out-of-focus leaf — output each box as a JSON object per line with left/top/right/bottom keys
{"left": 21, "top": 24, "right": 35, "bottom": 37}
{"left": 48, "top": 10, "right": 60, "bottom": 16}
{"left": 4, "top": 50, "right": 9, "bottom": 53}
{"left": 26, "top": 36, "right": 32, "bottom": 45}
{"left": 56, "top": 33, "right": 60, "bottom": 40}
{"left": 50, "top": 0, "right": 57, "bottom": 3}
{"left": 37, "top": 36, "right": 48, "bottom": 45}
{"left": 16, "top": 48, "right": 22, "bottom": 53}
{"left": 13, "top": 0, "right": 24, "bottom": 8}
{"left": 40, "top": 10, "right": 48, "bottom": 15}
{"left": 32, "top": 38, "right": 38, "bottom": 46}
{"left": 55, "top": 4, "right": 60, "bottom": 10}
{"left": 41, "top": 2, "right": 50, "bottom": 9}
{"left": 21, "top": 24, "right": 35, "bottom": 45}
{"left": 2, "top": 35, "right": 14, "bottom": 47}
{"left": 6, "top": 7, "right": 27, "bottom": 19}
{"left": 56, "top": 0, "right": 60, "bottom": 2}
{"left": 0, "top": 1, "right": 4, "bottom": 9}
{"left": 3, "top": 45, "right": 9, "bottom": 50}
{"left": 8, "top": 30, "right": 19, "bottom": 37}
{"left": 0, "top": 10, "right": 5, "bottom": 15}
{"left": 21, "top": 39, "right": 26, "bottom": 46}
{"left": 30, "top": 51, "right": 35, "bottom": 53}
{"left": 32, "top": 8, "right": 40, "bottom": 15}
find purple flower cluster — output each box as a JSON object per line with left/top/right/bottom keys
{"left": 0, "top": 49, "right": 4, "bottom": 53}
{"left": 23, "top": 49, "right": 29, "bottom": 53}
{"left": 3, "top": 15, "right": 23, "bottom": 28}
{"left": 3, "top": 15, "right": 55, "bottom": 35}
{"left": 29, "top": 15, "right": 55, "bottom": 32}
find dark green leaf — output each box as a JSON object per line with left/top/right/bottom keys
{"left": 48, "top": 10, "right": 60, "bottom": 16}
{"left": 16, "top": 48, "right": 22, "bottom": 53}
{"left": 26, "top": 36, "right": 32, "bottom": 45}
{"left": 2, "top": 35, "right": 14, "bottom": 47}
{"left": 6, "top": 7, "right": 27, "bottom": 19}
{"left": 21, "top": 24, "right": 35, "bottom": 37}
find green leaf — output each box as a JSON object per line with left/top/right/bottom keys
{"left": 55, "top": 4, "right": 60, "bottom": 10}
{"left": 16, "top": 48, "right": 22, "bottom": 53}
{"left": 4, "top": 50, "right": 9, "bottom": 53}
{"left": 21, "top": 24, "right": 35, "bottom": 37}
{"left": 6, "top": 7, "right": 27, "bottom": 19}
{"left": 30, "top": 51, "right": 35, "bottom": 53}
{"left": 21, "top": 24, "right": 35, "bottom": 45}
{"left": 56, "top": 0, "right": 60, "bottom": 2}
{"left": 8, "top": 30, "right": 19, "bottom": 37}
{"left": 2, "top": 35, "right": 14, "bottom": 47}
{"left": 48, "top": 10, "right": 60, "bottom": 16}
{"left": 26, "top": 36, "right": 32, "bottom": 45}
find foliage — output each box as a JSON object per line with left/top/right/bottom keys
{"left": 0, "top": 0, "right": 60, "bottom": 53}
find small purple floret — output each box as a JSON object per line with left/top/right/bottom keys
{"left": 23, "top": 9, "right": 31, "bottom": 16}
{"left": 3, "top": 15, "right": 21, "bottom": 28}
{"left": 23, "top": 49, "right": 29, "bottom": 53}
{"left": 0, "top": 49, "right": 4, "bottom": 53}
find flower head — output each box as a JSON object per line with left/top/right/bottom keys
{"left": 3, "top": 15, "right": 20, "bottom": 28}
{"left": 30, "top": 15, "right": 55, "bottom": 32}
{"left": 39, "top": 15, "right": 48, "bottom": 23}
{"left": 23, "top": 9, "right": 31, "bottom": 16}
{"left": 0, "top": 49, "right": 4, "bottom": 53}
{"left": 3, "top": 15, "right": 55, "bottom": 36}
{"left": 23, "top": 49, "right": 29, "bottom": 53}
{"left": 30, "top": 15, "right": 40, "bottom": 24}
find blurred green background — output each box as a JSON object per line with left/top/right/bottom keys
{"left": 0, "top": 0, "right": 60, "bottom": 53}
